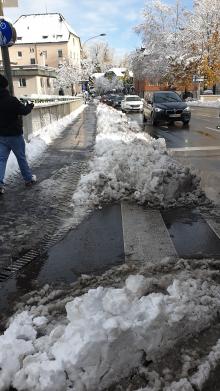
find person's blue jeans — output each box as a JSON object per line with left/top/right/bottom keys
{"left": 0, "top": 135, "right": 33, "bottom": 185}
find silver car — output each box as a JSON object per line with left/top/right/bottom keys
{"left": 121, "top": 95, "right": 143, "bottom": 113}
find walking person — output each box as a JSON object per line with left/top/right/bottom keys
{"left": 0, "top": 74, "right": 36, "bottom": 194}
{"left": 83, "top": 90, "right": 89, "bottom": 103}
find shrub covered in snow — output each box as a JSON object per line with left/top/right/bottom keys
{"left": 73, "top": 104, "right": 203, "bottom": 210}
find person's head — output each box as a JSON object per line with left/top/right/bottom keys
{"left": 0, "top": 74, "right": 9, "bottom": 89}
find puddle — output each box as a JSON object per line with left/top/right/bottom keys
{"left": 0, "top": 204, "right": 124, "bottom": 324}
{"left": 37, "top": 204, "right": 124, "bottom": 284}
{"left": 162, "top": 208, "right": 220, "bottom": 259}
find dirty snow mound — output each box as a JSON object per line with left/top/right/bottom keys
{"left": 73, "top": 104, "right": 203, "bottom": 211}
{"left": 1, "top": 275, "right": 220, "bottom": 390}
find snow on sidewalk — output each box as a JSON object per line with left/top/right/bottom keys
{"left": 73, "top": 104, "right": 203, "bottom": 213}
{"left": 1, "top": 273, "right": 220, "bottom": 391}
{"left": 4, "top": 104, "right": 85, "bottom": 181}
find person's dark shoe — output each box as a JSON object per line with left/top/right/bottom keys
{"left": 0, "top": 185, "right": 5, "bottom": 194}
{"left": 25, "top": 175, "right": 37, "bottom": 187}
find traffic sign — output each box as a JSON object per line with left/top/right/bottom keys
{"left": 0, "top": 18, "right": 16, "bottom": 46}
{"left": 193, "top": 75, "right": 204, "bottom": 83}
{"left": 2, "top": 0, "right": 18, "bottom": 7}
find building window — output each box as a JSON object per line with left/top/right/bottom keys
{"left": 30, "top": 48, "right": 35, "bottom": 53}
{"left": 17, "top": 37, "right": 22, "bottom": 40}
{"left": 40, "top": 78, "right": 44, "bottom": 88}
{"left": 19, "top": 78, "right": 26, "bottom": 87}
{"left": 17, "top": 51, "right": 22, "bottom": 57}
{"left": 58, "top": 49, "right": 63, "bottom": 58}
{"left": 30, "top": 58, "right": 36, "bottom": 64}
{"left": 47, "top": 78, "right": 51, "bottom": 87}
{"left": 42, "top": 35, "right": 48, "bottom": 39}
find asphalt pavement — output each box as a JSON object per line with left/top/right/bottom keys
{"left": 1, "top": 104, "right": 220, "bottom": 320}
{"left": 1, "top": 103, "right": 220, "bottom": 390}
{"left": 128, "top": 107, "right": 220, "bottom": 205}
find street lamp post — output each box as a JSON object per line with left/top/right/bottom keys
{"left": 82, "top": 33, "right": 106, "bottom": 47}
{"left": 81, "top": 33, "right": 106, "bottom": 92}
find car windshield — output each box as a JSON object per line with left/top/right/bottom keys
{"left": 154, "top": 93, "right": 182, "bottom": 103}
{"left": 126, "top": 97, "right": 141, "bottom": 101}
{"left": 114, "top": 96, "right": 123, "bottom": 100}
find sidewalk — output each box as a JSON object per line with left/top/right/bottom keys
{"left": 0, "top": 104, "right": 96, "bottom": 271}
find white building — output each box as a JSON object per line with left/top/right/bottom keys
{"left": 2, "top": 13, "right": 81, "bottom": 69}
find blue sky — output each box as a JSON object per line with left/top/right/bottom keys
{"left": 5, "top": 0, "right": 193, "bottom": 57}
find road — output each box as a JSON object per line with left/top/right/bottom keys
{"left": 128, "top": 106, "right": 220, "bottom": 204}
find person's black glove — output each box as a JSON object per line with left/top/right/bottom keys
{"left": 28, "top": 102, "right": 34, "bottom": 109}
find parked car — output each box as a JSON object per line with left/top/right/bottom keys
{"left": 106, "top": 94, "right": 118, "bottom": 106}
{"left": 111, "top": 95, "right": 124, "bottom": 109}
{"left": 143, "top": 91, "right": 191, "bottom": 126}
{"left": 202, "top": 89, "right": 213, "bottom": 95}
{"left": 121, "top": 95, "right": 143, "bottom": 113}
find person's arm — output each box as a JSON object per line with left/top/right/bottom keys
{"left": 11, "top": 97, "right": 34, "bottom": 116}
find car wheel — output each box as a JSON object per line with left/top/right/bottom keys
{"left": 150, "top": 113, "right": 158, "bottom": 126}
{"left": 183, "top": 120, "right": 190, "bottom": 125}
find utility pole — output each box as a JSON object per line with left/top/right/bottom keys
{"left": 0, "top": 0, "right": 14, "bottom": 95}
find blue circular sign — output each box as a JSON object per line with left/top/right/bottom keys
{"left": 0, "top": 19, "right": 16, "bottom": 47}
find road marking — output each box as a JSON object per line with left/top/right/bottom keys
{"left": 206, "top": 126, "right": 220, "bottom": 132}
{"left": 121, "top": 203, "right": 177, "bottom": 262}
{"left": 169, "top": 146, "right": 220, "bottom": 151}
{"left": 204, "top": 218, "right": 220, "bottom": 241}
{"left": 193, "top": 114, "right": 219, "bottom": 119}
{"left": 168, "top": 145, "right": 220, "bottom": 156}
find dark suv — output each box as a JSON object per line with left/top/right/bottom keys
{"left": 143, "top": 91, "right": 191, "bottom": 126}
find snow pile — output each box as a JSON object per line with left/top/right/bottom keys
{"left": 1, "top": 275, "right": 220, "bottom": 391}
{"left": 5, "top": 105, "right": 85, "bottom": 181}
{"left": 73, "top": 104, "right": 202, "bottom": 210}
{"left": 188, "top": 100, "right": 220, "bottom": 108}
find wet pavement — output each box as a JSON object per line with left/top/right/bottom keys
{"left": 35, "top": 204, "right": 124, "bottom": 285}
{"left": 162, "top": 208, "right": 220, "bottom": 259}
{"left": 127, "top": 108, "right": 220, "bottom": 206}
{"left": 0, "top": 204, "right": 124, "bottom": 324}
{"left": 1, "top": 104, "right": 220, "bottom": 390}
{"left": 0, "top": 104, "right": 97, "bottom": 270}
{"left": 1, "top": 106, "right": 220, "bottom": 299}
{"left": 127, "top": 106, "right": 220, "bottom": 149}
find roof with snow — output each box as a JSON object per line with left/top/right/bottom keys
{"left": 91, "top": 73, "right": 105, "bottom": 79}
{"left": 14, "top": 13, "right": 79, "bottom": 44}
{"left": 105, "top": 68, "right": 133, "bottom": 78}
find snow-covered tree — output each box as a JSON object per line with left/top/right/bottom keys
{"left": 94, "top": 76, "right": 123, "bottom": 95}
{"left": 80, "top": 58, "right": 93, "bottom": 80}
{"left": 85, "top": 41, "right": 115, "bottom": 72}
{"left": 132, "top": 0, "right": 220, "bottom": 89}
{"left": 132, "top": 0, "right": 188, "bottom": 83}
{"left": 55, "top": 60, "right": 81, "bottom": 95}
{"left": 186, "top": 0, "right": 220, "bottom": 87}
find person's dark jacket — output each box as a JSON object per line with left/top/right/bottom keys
{"left": 0, "top": 88, "right": 34, "bottom": 136}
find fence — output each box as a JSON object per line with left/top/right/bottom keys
{"left": 22, "top": 96, "right": 83, "bottom": 140}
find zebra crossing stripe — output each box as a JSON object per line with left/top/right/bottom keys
{"left": 121, "top": 203, "right": 177, "bottom": 263}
